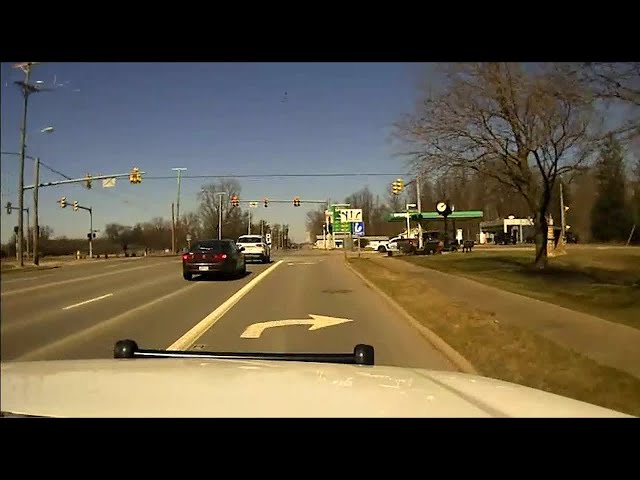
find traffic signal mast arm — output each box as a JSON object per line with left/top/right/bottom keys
{"left": 24, "top": 170, "right": 146, "bottom": 191}
{"left": 74, "top": 203, "right": 92, "bottom": 213}
{"left": 240, "top": 199, "right": 326, "bottom": 205}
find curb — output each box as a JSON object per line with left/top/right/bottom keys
{"left": 344, "top": 258, "right": 479, "bottom": 375}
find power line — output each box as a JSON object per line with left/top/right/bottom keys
{"left": 145, "top": 173, "right": 408, "bottom": 180}
{"left": 39, "top": 160, "right": 73, "bottom": 180}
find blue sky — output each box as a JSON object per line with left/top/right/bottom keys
{"left": 1, "top": 62, "right": 429, "bottom": 243}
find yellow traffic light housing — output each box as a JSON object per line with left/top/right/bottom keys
{"left": 129, "top": 167, "right": 142, "bottom": 184}
{"left": 293, "top": 196, "right": 300, "bottom": 207}
{"left": 84, "top": 174, "right": 93, "bottom": 189}
{"left": 231, "top": 195, "right": 240, "bottom": 207}
{"left": 263, "top": 198, "right": 268, "bottom": 208}
{"left": 391, "top": 178, "right": 404, "bottom": 195}
{"left": 73, "top": 200, "right": 79, "bottom": 211}
{"left": 60, "top": 197, "right": 67, "bottom": 208}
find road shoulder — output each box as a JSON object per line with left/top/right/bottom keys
{"left": 344, "top": 259, "right": 477, "bottom": 375}
{"left": 346, "top": 255, "right": 640, "bottom": 417}
{"left": 373, "top": 254, "right": 640, "bottom": 380}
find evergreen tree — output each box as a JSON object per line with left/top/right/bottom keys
{"left": 590, "top": 135, "right": 633, "bottom": 242}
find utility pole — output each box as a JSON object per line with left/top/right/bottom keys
{"left": 559, "top": 182, "right": 566, "bottom": 244}
{"left": 248, "top": 207, "right": 252, "bottom": 235}
{"left": 171, "top": 167, "right": 186, "bottom": 249}
{"left": 171, "top": 202, "right": 176, "bottom": 254}
{"left": 24, "top": 208, "right": 30, "bottom": 259}
{"left": 216, "top": 192, "right": 228, "bottom": 240}
{"left": 172, "top": 168, "right": 187, "bottom": 222}
{"left": 15, "top": 62, "right": 34, "bottom": 267}
{"left": 416, "top": 174, "right": 423, "bottom": 250}
{"left": 33, "top": 157, "right": 40, "bottom": 265}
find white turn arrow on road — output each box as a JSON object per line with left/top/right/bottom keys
{"left": 240, "top": 314, "right": 353, "bottom": 339}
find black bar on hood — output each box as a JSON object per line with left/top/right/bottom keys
{"left": 113, "top": 339, "right": 375, "bottom": 366}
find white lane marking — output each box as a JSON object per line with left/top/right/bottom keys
{"left": 1, "top": 259, "right": 181, "bottom": 298}
{"left": 62, "top": 293, "right": 113, "bottom": 310}
{"left": 240, "top": 315, "right": 353, "bottom": 339}
{"left": 1, "top": 273, "right": 186, "bottom": 335}
{"left": 1, "top": 274, "right": 54, "bottom": 283}
{"left": 16, "top": 283, "right": 199, "bottom": 362}
{"left": 286, "top": 261, "right": 317, "bottom": 266}
{"left": 168, "top": 260, "right": 284, "bottom": 350}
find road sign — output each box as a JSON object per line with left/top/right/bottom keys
{"left": 102, "top": 177, "right": 116, "bottom": 188}
{"left": 265, "top": 233, "right": 272, "bottom": 244}
{"left": 186, "top": 234, "right": 192, "bottom": 242}
{"left": 352, "top": 221, "right": 365, "bottom": 236}
{"left": 338, "top": 208, "right": 363, "bottom": 223}
{"left": 249, "top": 201, "right": 258, "bottom": 208}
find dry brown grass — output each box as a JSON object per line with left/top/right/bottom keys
{"left": 401, "top": 246, "right": 640, "bottom": 329}
{"left": 348, "top": 257, "right": 640, "bottom": 417}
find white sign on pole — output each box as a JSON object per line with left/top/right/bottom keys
{"left": 353, "top": 222, "right": 365, "bottom": 236}
{"left": 338, "top": 208, "right": 363, "bottom": 223}
{"left": 265, "top": 233, "right": 272, "bottom": 245}
{"left": 102, "top": 178, "right": 116, "bottom": 188}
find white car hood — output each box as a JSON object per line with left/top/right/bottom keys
{"left": 0, "top": 358, "right": 632, "bottom": 418}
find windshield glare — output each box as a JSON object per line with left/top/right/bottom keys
{"left": 238, "top": 237, "right": 262, "bottom": 244}
{"left": 192, "top": 241, "right": 230, "bottom": 252}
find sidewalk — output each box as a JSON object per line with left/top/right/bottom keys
{"left": 366, "top": 255, "right": 640, "bottom": 380}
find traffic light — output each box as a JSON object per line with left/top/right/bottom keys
{"left": 231, "top": 195, "right": 240, "bottom": 207}
{"left": 73, "top": 200, "right": 79, "bottom": 211}
{"left": 129, "top": 167, "right": 142, "bottom": 184}
{"left": 293, "top": 196, "right": 300, "bottom": 207}
{"left": 59, "top": 197, "right": 67, "bottom": 208}
{"left": 392, "top": 178, "right": 404, "bottom": 195}
{"left": 84, "top": 174, "right": 92, "bottom": 189}
{"left": 6, "top": 202, "right": 12, "bottom": 215}
{"left": 87, "top": 232, "right": 96, "bottom": 239}
{"left": 263, "top": 198, "right": 268, "bottom": 208}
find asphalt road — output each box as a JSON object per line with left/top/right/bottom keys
{"left": 0, "top": 251, "right": 456, "bottom": 371}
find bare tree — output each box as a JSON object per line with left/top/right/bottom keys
{"left": 577, "top": 62, "right": 640, "bottom": 141}
{"left": 345, "top": 187, "right": 375, "bottom": 225}
{"left": 198, "top": 179, "right": 242, "bottom": 238}
{"left": 306, "top": 207, "right": 325, "bottom": 240}
{"left": 181, "top": 211, "right": 203, "bottom": 241}
{"left": 395, "top": 62, "right": 598, "bottom": 267}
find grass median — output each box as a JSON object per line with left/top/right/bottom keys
{"left": 400, "top": 246, "right": 640, "bottom": 330}
{"left": 347, "top": 256, "right": 640, "bottom": 416}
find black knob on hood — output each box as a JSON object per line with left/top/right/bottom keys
{"left": 353, "top": 344, "right": 374, "bottom": 365}
{"left": 114, "top": 339, "right": 139, "bottom": 358}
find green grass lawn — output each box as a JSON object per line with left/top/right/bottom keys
{"left": 401, "top": 246, "right": 640, "bottom": 330}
